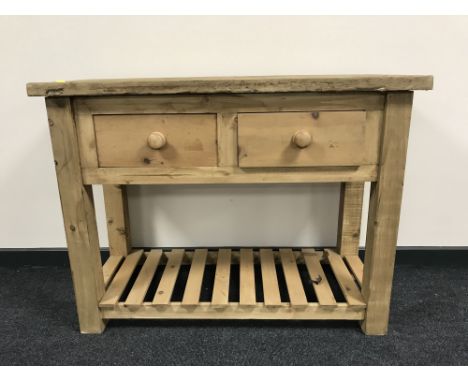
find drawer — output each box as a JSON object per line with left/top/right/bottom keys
{"left": 94, "top": 114, "right": 217, "bottom": 167}
{"left": 238, "top": 111, "right": 378, "bottom": 168}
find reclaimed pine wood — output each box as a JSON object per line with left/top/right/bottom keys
{"left": 98, "top": 248, "right": 366, "bottom": 320}
{"left": 73, "top": 92, "right": 384, "bottom": 186}
{"left": 239, "top": 249, "right": 256, "bottom": 306}
{"left": 217, "top": 113, "right": 238, "bottom": 167}
{"left": 82, "top": 165, "right": 378, "bottom": 185}
{"left": 100, "top": 250, "right": 143, "bottom": 307}
{"left": 345, "top": 255, "right": 364, "bottom": 287}
{"left": 337, "top": 183, "right": 365, "bottom": 257}
{"left": 102, "top": 255, "right": 124, "bottom": 287}
{"left": 153, "top": 249, "right": 184, "bottom": 305}
{"left": 27, "top": 75, "right": 433, "bottom": 97}
{"left": 259, "top": 249, "right": 282, "bottom": 306}
{"left": 74, "top": 100, "right": 99, "bottom": 169}
{"left": 125, "top": 250, "right": 163, "bottom": 307}
{"left": 279, "top": 249, "right": 308, "bottom": 307}
{"left": 45, "top": 97, "right": 106, "bottom": 334}
{"left": 103, "top": 185, "right": 131, "bottom": 258}
{"left": 101, "top": 302, "right": 365, "bottom": 320}
{"left": 212, "top": 249, "right": 232, "bottom": 306}
{"left": 182, "top": 249, "right": 208, "bottom": 306}
{"left": 326, "top": 249, "right": 366, "bottom": 307}
{"left": 238, "top": 111, "right": 378, "bottom": 168}
{"left": 74, "top": 93, "right": 386, "bottom": 115}
{"left": 31, "top": 76, "right": 431, "bottom": 334}
{"left": 361, "top": 92, "right": 414, "bottom": 335}
{"left": 303, "top": 251, "right": 337, "bottom": 306}
{"left": 94, "top": 114, "right": 218, "bottom": 168}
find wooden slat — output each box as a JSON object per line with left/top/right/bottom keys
{"left": 182, "top": 249, "right": 208, "bottom": 306}
{"left": 326, "top": 250, "right": 365, "bottom": 306}
{"left": 239, "top": 248, "right": 256, "bottom": 306}
{"left": 102, "top": 255, "right": 124, "bottom": 287}
{"left": 100, "top": 250, "right": 143, "bottom": 307}
{"left": 279, "top": 249, "right": 308, "bottom": 307}
{"left": 345, "top": 256, "right": 364, "bottom": 287}
{"left": 211, "top": 249, "right": 232, "bottom": 306}
{"left": 152, "top": 249, "right": 184, "bottom": 305}
{"left": 303, "top": 251, "right": 337, "bottom": 306}
{"left": 125, "top": 250, "right": 162, "bottom": 306}
{"left": 259, "top": 249, "right": 282, "bottom": 306}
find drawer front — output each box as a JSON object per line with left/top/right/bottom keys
{"left": 94, "top": 114, "right": 217, "bottom": 168}
{"left": 238, "top": 111, "right": 378, "bottom": 168}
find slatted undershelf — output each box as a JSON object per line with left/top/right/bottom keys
{"left": 100, "top": 248, "right": 365, "bottom": 320}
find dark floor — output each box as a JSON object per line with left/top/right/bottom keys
{"left": 0, "top": 250, "right": 467, "bottom": 365}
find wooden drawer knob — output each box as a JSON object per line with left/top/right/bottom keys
{"left": 292, "top": 130, "right": 312, "bottom": 148}
{"left": 147, "top": 132, "right": 167, "bottom": 150}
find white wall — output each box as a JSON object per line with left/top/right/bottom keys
{"left": 1, "top": 16, "right": 467, "bottom": 248}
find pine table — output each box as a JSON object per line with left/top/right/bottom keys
{"left": 27, "top": 75, "right": 433, "bottom": 334}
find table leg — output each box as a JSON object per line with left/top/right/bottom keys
{"left": 361, "top": 92, "right": 413, "bottom": 335}
{"left": 103, "top": 184, "right": 131, "bottom": 257}
{"left": 46, "top": 97, "right": 106, "bottom": 333}
{"left": 337, "top": 182, "right": 364, "bottom": 257}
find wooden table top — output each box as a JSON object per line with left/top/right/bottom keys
{"left": 27, "top": 75, "right": 433, "bottom": 97}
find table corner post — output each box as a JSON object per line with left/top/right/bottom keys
{"left": 361, "top": 91, "right": 414, "bottom": 335}
{"left": 45, "top": 96, "right": 106, "bottom": 334}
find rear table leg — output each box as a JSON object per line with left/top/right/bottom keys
{"left": 103, "top": 184, "right": 132, "bottom": 258}
{"left": 337, "top": 182, "right": 364, "bottom": 258}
